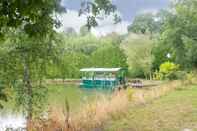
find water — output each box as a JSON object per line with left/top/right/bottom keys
{"left": 0, "top": 114, "right": 26, "bottom": 130}
{"left": 0, "top": 84, "right": 111, "bottom": 130}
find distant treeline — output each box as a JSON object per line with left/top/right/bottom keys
{"left": 46, "top": 34, "right": 128, "bottom": 79}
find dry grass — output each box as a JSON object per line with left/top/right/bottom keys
{"left": 31, "top": 80, "right": 187, "bottom": 131}
{"left": 31, "top": 91, "right": 129, "bottom": 131}
{"left": 132, "top": 80, "right": 182, "bottom": 104}
{"left": 104, "top": 85, "right": 197, "bottom": 131}
{"left": 71, "top": 91, "right": 129, "bottom": 131}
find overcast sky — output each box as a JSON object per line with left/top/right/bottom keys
{"left": 59, "top": 0, "right": 170, "bottom": 36}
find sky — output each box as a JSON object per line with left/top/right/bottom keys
{"left": 58, "top": 0, "right": 170, "bottom": 36}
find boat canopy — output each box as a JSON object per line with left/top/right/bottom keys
{"left": 80, "top": 68, "right": 122, "bottom": 72}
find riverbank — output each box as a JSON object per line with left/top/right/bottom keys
{"left": 31, "top": 80, "right": 186, "bottom": 131}
{"left": 1, "top": 79, "right": 196, "bottom": 131}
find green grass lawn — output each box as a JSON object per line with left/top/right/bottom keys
{"left": 104, "top": 85, "right": 197, "bottom": 131}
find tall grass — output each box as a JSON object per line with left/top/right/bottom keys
{"left": 31, "top": 91, "right": 129, "bottom": 131}
{"left": 31, "top": 80, "right": 188, "bottom": 131}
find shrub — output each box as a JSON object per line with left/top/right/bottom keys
{"left": 184, "top": 71, "right": 196, "bottom": 85}
{"left": 153, "top": 70, "right": 164, "bottom": 80}
{"left": 154, "top": 61, "right": 179, "bottom": 80}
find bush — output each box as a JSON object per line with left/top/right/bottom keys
{"left": 185, "top": 71, "right": 196, "bottom": 85}
{"left": 153, "top": 70, "right": 164, "bottom": 80}
{"left": 154, "top": 61, "right": 179, "bottom": 80}
{"left": 174, "top": 71, "right": 187, "bottom": 80}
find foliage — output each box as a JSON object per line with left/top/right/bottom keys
{"left": 155, "top": 61, "right": 179, "bottom": 80}
{"left": 121, "top": 34, "right": 154, "bottom": 78}
{"left": 183, "top": 71, "right": 197, "bottom": 85}
{"left": 127, "top": 11, "right": 166, "bottom": 35}
{"left": 156, "top": 0, "right": 197, "bottom": 69}
{"left": 153, "top": 70, "right": 164, "bottom": 81}
{"left": 91, "top": 44, "right": 128, "bottom": 68}
{"left": 80, "top": 25, "right": 90, "bottom": 36}
{"left": 0, "top": 30, "right": 62, "bottom": 120}
{"left": 159, "top": 62, "right": 179, "bottom": 75}
{"left": 14, "top": 81, "right": 48, "bottom": 117}
{"left": 0, "top": 0, "right": 64, "bottom": 37}
{"left": 0, "top": 0, "right": 117, "bottom": 125}
{"left": 46, "top": 34, "right": 127, "bottom": 79}
{"left": 0, "top": 0, "right": 118, "bottom": 36}
{"left": 79, "top": 0, "right": 120, "bottom": 29}
{"left": 152, "top": 41, "right": 174, "bottom": 70}
{"left": 64, "top": 27, "right": 77, "bottom": 36}
{"left": 0, "top": 81, "right": 7, "bottom": 108}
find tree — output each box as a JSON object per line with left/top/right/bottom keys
{"left": 80, "top": 25, "right": 90, "bottom": 36}
{"left": 152, "top": 41, "right": 174, "bottom": 70}
{"left": 0, "top": 0, "right": 117, "bottom": 127}
{"left": 128, "top": 13, "right": 160, "bottom": 34}
{"left": 46, "top": 34, "right": 125, "bottom": 79}
{"left": 156, "top": 0, "right": 197, "bottom": 69}
{"left": 79, "top": 0, "right": 120, "bottom": 29}
{"left": 0, "top": 1, "right": 65, "bottom": 122}
{"left": 0, "top": 0, "right": 64, "bottom": 37}
{"left": 121, "top": 34, "right": 153, "bottom": 78}
{"left": 128, "top": 10, "right": 173, "bottom": 35}
{"left": 91, "top": 44, "right": 128, "bottom": 68}
{"left": 64, "top": 27, "right": 77, "bottom": 36}
{"left": 0, "top": 0, "right": 117, "bottom": 36}
{"left": 0, "top": 30, "right": 62, "bottom": 126}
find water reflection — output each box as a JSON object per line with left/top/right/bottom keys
{"left": 0, "top": 114, "right": 26, "bottom": 130}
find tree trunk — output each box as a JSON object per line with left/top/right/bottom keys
{"left": 23, "top": 54, "right": 33, "bottom": 129}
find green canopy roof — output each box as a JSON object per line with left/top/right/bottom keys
{"left": 80, "top": 68, "right": 122, "bottom": 72}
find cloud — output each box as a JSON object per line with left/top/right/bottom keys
{"left": 56, "top": 10, "right": 129, "bottom": 36}
{"left": 137, "top": 8, "right": 159, "bottom": 15}
{"left": 92, "top": 13, "right": 129, "bottom": 36}
{"left": 56, "top": 10, "right": 87, "bottom": 33}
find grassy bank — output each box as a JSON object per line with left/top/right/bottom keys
{"left": 104, "top": 85, "right": 197, "bottom": 131}
{"left": 31, "top": 80, "right": 187, "bottom": 131}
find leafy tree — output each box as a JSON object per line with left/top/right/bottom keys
{"left": 0, "top": 30, "right": 61, "bottom": 125}
{"left": 91, "top": 44, "right": 128, "bottom": 68}
{"left": 152, "top": 41, "right": 174, "bottom": 70}
{"left": 128, "top": 13, "right": 160, "bottom": 34}
{"left": 156, "top": 0, "right": 197, "bottom": 69}
{"left": 80, "top": 25, "right": 90, "bottom": 36}
{"left": 0, "top": 0, "right": 64, "bottom": 36}
{"left": 64, "top": 27, "right": 77, "bottom": 36}
{"left": 47, "top": 34, "right": 126, "bottom": 79}
{"left": 0, "top": 0, "right": 117, "bottom": 36}
{"left": 79, "top": 0, "right": 120, "bottom": 29}
{"left": 121, "top": 34, "right": 153, "bottom": 78}
{"left": 62, "top": 34, "right": 101, "bottom": 55}
{"left": 0, "top": 0, "right": 64, "bottom": 119}
{"left": 128, "top": 10, "right": 173, "bottom": 36}
{"left": 48, "top": 52, "right": 91, "bottom": 79}
{"left": 0, "top": 0, "right": 117, "bottom": 124}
